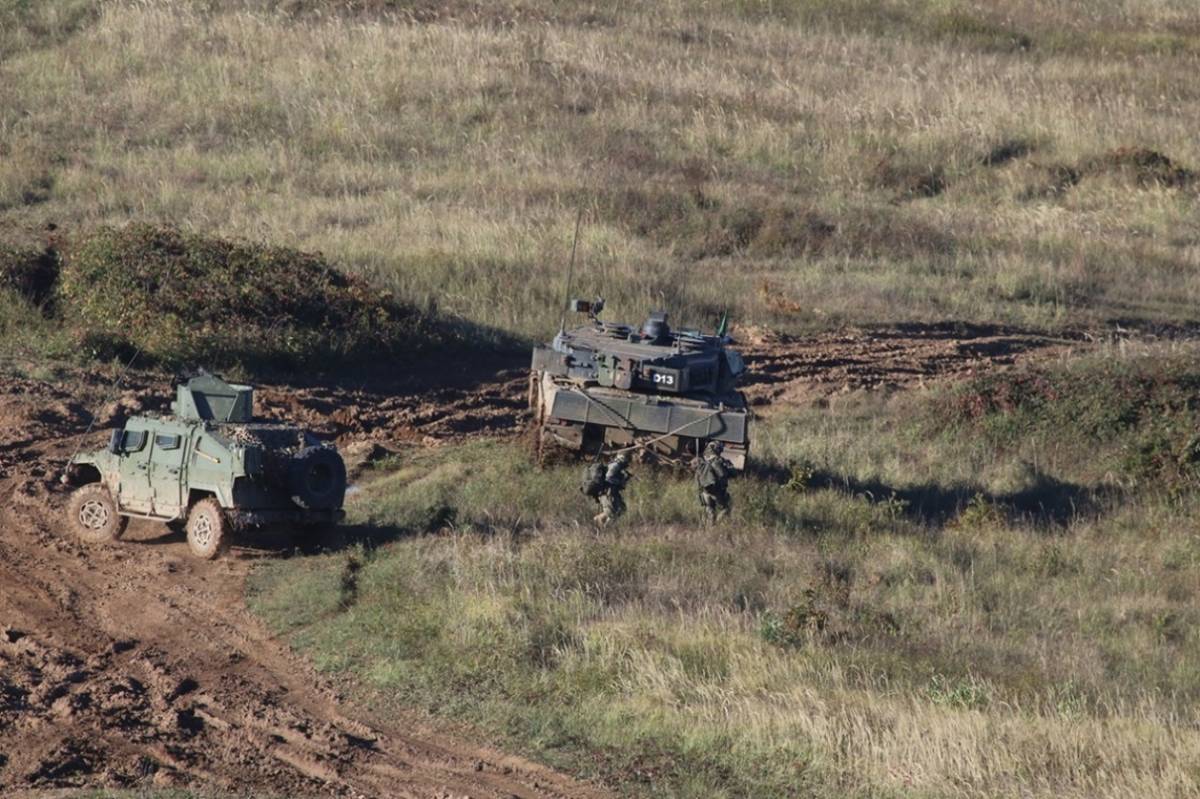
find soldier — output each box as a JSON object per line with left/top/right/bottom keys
{"left": 695, "top": 441, "right": 733, "bottom": 525}
{"left": 594, "top": 451, "right": 632, "bottom": 527}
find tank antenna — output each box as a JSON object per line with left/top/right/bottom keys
{"left": 60, "top": 347, "right": 141, "bottom": 484}
{"left": 559, "top": 205, "right": 585, "bottom": 334}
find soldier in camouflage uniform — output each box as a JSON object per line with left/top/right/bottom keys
{"left": 696, "top": 441, "right": 733, "bottom": 524}
{"left": 594, "top": 452, "right": 631, "bottom": 527}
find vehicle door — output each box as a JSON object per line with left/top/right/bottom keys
{"left": 116, "top": 424, "right": 154, "bottom": 513}
{"left": 149, "top": 425, "right": 189, "bottom": 518}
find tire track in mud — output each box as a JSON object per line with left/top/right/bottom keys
{"left": 0, "top": 476, "right": 612, "bottom": 798}
{"left": 254, "top": 324, "right": 1078, "bottom": 450}
{"left": 736, "top": 323, "right": 1076, "bottom": 408}
{"left": 0, "top": 324, "right": 1079, "bottom": 796}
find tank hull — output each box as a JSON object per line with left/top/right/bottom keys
{"left": 531, "top": 371, "right": 749, "bottom": 470}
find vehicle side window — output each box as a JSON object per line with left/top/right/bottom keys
{"left": 122, "top": 430, "right": 148, "bottom": 452}
{"left": 155, "top": 434, "right": 181, "bottom": 451}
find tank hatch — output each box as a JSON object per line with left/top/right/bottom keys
{"left": 640, "top": 311, "right": 671, "bottom": 344}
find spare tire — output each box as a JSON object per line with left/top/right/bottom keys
{"left": 288, "top": 446, "right": 347, "bottom": 510}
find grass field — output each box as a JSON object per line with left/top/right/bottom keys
{"left": 2, "top": 0, "right": 1200, "bottom": 353}
{"left": 4, "top": 1, "right": 1200, "bottom": 796}
{"left": 250, "top": 349, "right": 1200, "bottom": 798}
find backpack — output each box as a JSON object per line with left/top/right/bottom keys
{"left": 697, "top": 458, "right": 728, "bottom": 490}
{"left": 581, "top": 462, "right": 607, "bottom": 498}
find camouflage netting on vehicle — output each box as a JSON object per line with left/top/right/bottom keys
{"left": 216, "top": 424, "right": 306, "bottom": 453}
{"left": 217, "top": 424, "right": 312, "bottom": 487}
{"left": 54, "top": 224, "right": 447, "bottom": 369}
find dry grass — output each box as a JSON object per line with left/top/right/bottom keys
{"left": 2, "top": 0, "right": 1199, "bottom": 345}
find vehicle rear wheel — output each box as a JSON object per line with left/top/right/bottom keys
{"left": 288, "top": 446, "right": 347, "bottom": 510}
{"left": 67, "top": 484, "right": 128, "bottom": 543}
{"left": 186, "top": 498, "right": 230, "bottom": 560}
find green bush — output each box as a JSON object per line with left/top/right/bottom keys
{"left": 55, "top": 224, "right": 450, "bottom": 370}
{"left": 934, "top": 355, "right": 1200, "bottom": 489}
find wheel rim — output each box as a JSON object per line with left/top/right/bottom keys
{"left": 79, "top": 499, "right": 109, "bottom": 530}
{"left": 192, "top": 515, "right": 213, "bottom": 549}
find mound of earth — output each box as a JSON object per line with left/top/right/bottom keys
{"left": 56, "top": 224, "right": 450, "bottom": 369}
{"left": 6, "top": 224, "right": 457, "bottom": 371}
{"left": 1022, "top": 146, "right": 1196, "bottom": 199}
{"left": 1085, "top": 147, "right": 1195, "bottom": 187}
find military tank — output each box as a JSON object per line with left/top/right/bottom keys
{"left": 62, "top": 371, "right": 346, "bottom": 559}
{"left": 529, "top": 299, "right": 750, "bottom": 469}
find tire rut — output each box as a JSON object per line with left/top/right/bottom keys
{"left": 0, "top": 474, "right": 610, "bottom": 798}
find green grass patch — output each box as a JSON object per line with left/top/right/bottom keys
{"left": 0, "top": 224, "right": 507, "bottom": 371}
{"left": 933, "top": 352, "right": 1200, "bottom": 491}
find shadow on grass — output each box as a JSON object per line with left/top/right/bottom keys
{"left": 748, "top": 461, "right": 1118, "bottom": 529}
{"left": 128, "top": 521, "right": 419, "bottom": 559}
{"left": 246, "top": 522, "right": 419, "bottom": 558}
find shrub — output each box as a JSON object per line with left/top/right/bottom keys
{"left": 55, "top": 225, "right": 449, "bottom": 370}
{"left": 935, "top": 355, "right": 1200, "bottom": 488}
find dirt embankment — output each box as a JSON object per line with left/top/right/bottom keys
{"left": 0, "top": 324, "right": 1076, "bottom": 797}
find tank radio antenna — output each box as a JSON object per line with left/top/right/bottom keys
{"left": 559, "top": 205, "right": 585, "bottom": 334}
{"left": 716, "top": 308, "right": 729, "bottom": 338}
{"left": 60, "top": 347, "right": 141, "bottom": 484}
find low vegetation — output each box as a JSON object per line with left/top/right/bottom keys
{"left": 250, "top": 348, "right": 1200, "bottom": 798}
{"left": 0, "top": 224, "right": 483, "bottom": 372}
{"left": 54, "top": 224, "right": 456, "bottom": 369}
{"left": 3, "top": 0, "right": 1200, "bottom": 346}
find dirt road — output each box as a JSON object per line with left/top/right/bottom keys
{"left": 0, "top": 324, "right": 1074, "bottom": 797}
{"left": 1, "top": 463, "right": 612, "bottom": 798}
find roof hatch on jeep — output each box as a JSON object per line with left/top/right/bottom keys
{"left": 171, "top": 373, "right": 254, "bottom": 423}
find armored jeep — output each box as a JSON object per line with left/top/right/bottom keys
{"left": 62, "top": 372, "right": 346, "bottom": 559}
{"left": 530, "top": 299, "right": 750, "bottom": 469}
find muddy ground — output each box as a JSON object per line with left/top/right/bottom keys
{"left": 0, "top": 324, "right": 1083, "bottom": 797}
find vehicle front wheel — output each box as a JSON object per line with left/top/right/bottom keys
{"left": 66, "top": 484, "right": 128, "bottom": 543}
{"left": 186, "top": 498, "right": 231, "bottom": 560}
